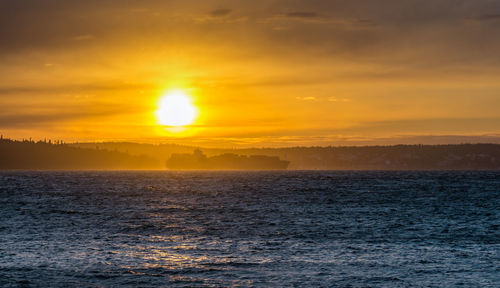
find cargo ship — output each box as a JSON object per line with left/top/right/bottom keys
{"left": 166, "top": 149, "right": 290, "bottom": 170}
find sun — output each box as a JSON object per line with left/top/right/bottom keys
{"left": 156, "top": 90, "right": 197, "bottom": 126}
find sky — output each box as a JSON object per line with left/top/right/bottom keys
{"left": 1, "top": 0, "right": 500, "bottom": 147}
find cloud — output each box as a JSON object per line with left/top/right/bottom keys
{"left": 0, "top": 0, "right": 498, "bottom": 67}
{"left": 328, "top": 97, "right": 350, "bottom": 102}
{"left": 471, "top": 14, "right": 500, "bottom": 21}
{"left": 264, "top": 11, "right": 332, "bottom": 24}
{"left": 209, "top": 9, "right": 232, "bottom": 17}
{"left": 72, "top": 34, "right": 94, "bottom": 41}
{"left": 0, "top": 98, "right": 144, "bottom": 129}
{"left": 340, "top": 118, "right": 500, "bottom": 135}
{"left": 0, "top": 111, "right": 115, "bottom": 128}
{"left": 0, "top": 82, "right": 154, "bottom": 95}
{"left": 285, "top": 12, "right": 320, "bottom": 19}
{"left": 296, "top": 96, "right": 317, "bottom": 101}
{"left": 295, "top": 96, "right": 351, "bottom": 102}
{"left": 152, "top": 133, "right": 500, "bottom": 148}
{"left": 262, "top": 10, "right": 377, "bottom": 30}
{"left": 195, "top": 8, "right": 247, "bottom": 23}
{"left": 1, "top": 0, "right": 500, "bottom": 145}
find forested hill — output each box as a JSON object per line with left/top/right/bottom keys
{"left": 255, "top": 144, "right": 500, "bottom": 170}
{"left": 0, "top": 138, "right": 159, "bottom": 170}
{"left": 74, "top": 142, "right": 500, "bottom": 170}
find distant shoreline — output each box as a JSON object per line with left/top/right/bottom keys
{"left": 2, "top": 137, "right": 500, "bottom": 170}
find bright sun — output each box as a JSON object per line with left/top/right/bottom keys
{"left": 156, "top": 90, "right": 197, "bottom": 126}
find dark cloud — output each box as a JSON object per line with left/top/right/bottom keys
{"left": 473, "top": 14, "right": 500, "bottom": 21}
{"left": 0, "top": 83, "right": 154, "bottom": 95}
{"left": 0, "top": 111, "right": 114, "bottom": 128}
{"left": 325, "top": 134, "right": 500, "bottom": 146}
{"left": 0, "top": 99, "right": 144, "bottom": 128}
{"left": 0, "top": 114, "right": 76, "bottom": 128}
{"left": 285, "top": 12, "right": 320, "bottom": 19}
{"left": 209, "top": 8, "right": 232, "bottom": 17}
{"left": 341, "top": 118, "right": 500, "bottom": 135}
{"left": 1, "top": 0, "right": 500, "bottom": 77}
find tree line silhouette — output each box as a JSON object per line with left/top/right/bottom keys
{"left": 2, "top": 136, "right": 500, "bottom": 170}
{"left": 0, "top": 137, "right": 157, "bottom": 169}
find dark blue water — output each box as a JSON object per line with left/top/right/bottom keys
{"left": 0, "top": 171, "right": 499, "bottom": 287}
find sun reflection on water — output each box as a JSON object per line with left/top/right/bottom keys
{"left": 116, "top": 235, "right": 234, "bottom": 272}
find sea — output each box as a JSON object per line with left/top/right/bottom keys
{"left": 0, "top": 171, "right": 499, "bottom": 287}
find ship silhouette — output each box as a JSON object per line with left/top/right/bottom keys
{"left": 166, "top": 149, "right": 290, "bottom": 170}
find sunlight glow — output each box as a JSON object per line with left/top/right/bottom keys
{"left": 156, "top": 90, "right": 197, "bottom": 127}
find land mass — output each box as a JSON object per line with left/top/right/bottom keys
{"left": 1, "top": 137, "right": 500, "bottom": 170}
{"left": 71, "top": 141, "right": 500, "bottom": 170}
{"left": 0, "top": 138, "right": 155, "bottom": 170}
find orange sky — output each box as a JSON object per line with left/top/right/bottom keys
{"left": 1, "top": 0, "right": 500, "bottom": 147}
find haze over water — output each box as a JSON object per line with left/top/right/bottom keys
{"left": 1, "top": 171, "right": 498, "bottom": 287}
